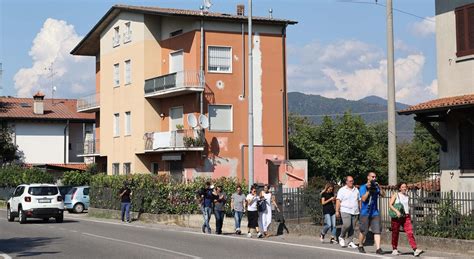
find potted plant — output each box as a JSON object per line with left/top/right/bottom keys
{"left": 176, "top": 124, "right": 184, "bottom": 130}
{"left": 183, "top": 136, "right": 194, "bottom": 147}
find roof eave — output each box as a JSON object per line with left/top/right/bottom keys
{"left": 398, "top": 103, "right": 474, "bottom": 116}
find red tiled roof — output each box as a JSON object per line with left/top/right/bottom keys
{"left": 0, "top": 97, "right": 95, "bottom": 121}
{"left": 398, "top": 94, "right": 474, "bottom": 115}
{"left": 26, "top": 163, "right": 88, "bottom": 171}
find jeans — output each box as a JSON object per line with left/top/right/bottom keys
{"left": 214, "top": 210, "right": 225, "bottom": 234}
{"left": 321, "top": 213, "right": 336, "bottom": 237}
{"left": 391, "top": 214, "right": 417, "bottom": 250}
{"left": 121, "top": 202, "right": 131, "bottom": 222}
{"left": 340, "top": 212, "right": 358, "bottom": 241}
{"left": 234, "top": 211, "right": 243, "bottom": 230}
{"left": 202, "top": 206, "right": 212, "bottom": 233}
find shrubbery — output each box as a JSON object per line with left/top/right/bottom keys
{"left": 62, "top": 171, "right": 91, "bottom": 186}
{"left": 0, "top": 165, "right": 54, "bottom": 187}
{"left": 89, "top": 174, "right": 247, "bottom": 215}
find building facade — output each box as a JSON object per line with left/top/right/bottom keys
{"left": 72, "top": 5, "right": 307, "bottom": 186}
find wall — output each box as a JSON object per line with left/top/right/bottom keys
{"left": 68, "top": 122, "right": 85, "bottom": 163}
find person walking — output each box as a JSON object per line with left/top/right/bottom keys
{"left": 336, "top": 176, "right": 359, "bottom": 249}
{"left": 258, "top": 184, "right": 280, "bottom": 238}
{"left": 358, "top": 172, "right": 385, "bottom": 254}
{"left": 200, "top": 181, "right": 214, "bottom": 234}
{"left": 119, "top": 182, "right": 132, "bottom": 223}
{"left": 246, "top": 186, "right": 261, "bottom": 238}
{"left": 320, "top": 183, "right": 337, "bottom": 244}
{"left": 231, "top": 185, "right": 246, "bottom": 234}
{"left": 389, "top": 182, "right": 423, "bottom": 257}
{"left": 213, "top": 186, "right": 227, "bottom": 235}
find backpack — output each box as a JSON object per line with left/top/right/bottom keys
{"left": 257, "top": 198, "right": 267, "bottom": 212}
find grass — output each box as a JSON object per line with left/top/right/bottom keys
{"left": 0, "top": 200, "right": 6, "bottom": 208}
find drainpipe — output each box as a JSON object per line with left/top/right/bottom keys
{"left": 200, "top": 19, "right": 204, "bottom": 115}
{"left": 64, "top": 120, "right": 70, "bottom": 164}
{"left": 241, "top": 22, "right": 245, "bottom": 98}
{"left": 282, "top": 24, "right": 289, "bottom": 160}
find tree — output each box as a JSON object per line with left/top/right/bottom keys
{"left": 0, "top": 126, "right": 20, "bottom": 165}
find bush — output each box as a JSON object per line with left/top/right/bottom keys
{"left": 62, "top": 171, "right": 91, "bottom": 186}
{"left": 0, "top": 165, "right": 54, "bottom": 187}
{"left": 89, "top": 174, "right": 247, "bottom": 215}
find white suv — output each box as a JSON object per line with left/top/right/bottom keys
{"left": 7, "top": 184, "right": 65, "bottom": 224}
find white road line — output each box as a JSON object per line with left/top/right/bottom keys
{"left": 70, "top": 230, "right": 78, "bottom": 233}
{"left": 0, "top": 252, "right": 12, "bottom": 259}
{"left": 82, "top": 232, "right": 201, "bottom": 259}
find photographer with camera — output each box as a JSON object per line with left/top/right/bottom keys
{"left": 358, "top": 172, "right": 385, "bottom": 254}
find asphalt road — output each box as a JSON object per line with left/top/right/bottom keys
{"left": 0, "top": 209, "right": 469, "bottom": 259}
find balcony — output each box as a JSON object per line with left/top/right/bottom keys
{"left": 144, "top": 129, "right": 205, "bottom": 153}
{"left": 77, "top": 93, "right": 100, "bottom": 113}
{"left": 144, "top": 70, "right": 204, "bottom": 99}
{"left": 76, "top": 139, "right": 100, "bottom": 157}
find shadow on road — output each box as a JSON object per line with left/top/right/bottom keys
{"left": 0, "top": 237, "right": 60, "bottom": 257}
{"left": 19, "top": 219, "right": 79, "bottom": 224}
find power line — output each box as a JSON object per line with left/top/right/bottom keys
{"left": 292, "top": 110, "right": 408, "bottom": 117}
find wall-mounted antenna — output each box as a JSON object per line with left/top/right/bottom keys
{"left": 45, "top": 62, "right": 57, "bottom": 105}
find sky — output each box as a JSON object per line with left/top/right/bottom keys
{"left": 0, "top": 0, "right": 437, "bottom": 105}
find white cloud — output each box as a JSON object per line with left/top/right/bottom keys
{"left": 14, "top": 18, "right": 94, "bottom": 98}
{"left": 411, "top": 16, "right": 436, "bottom": 37}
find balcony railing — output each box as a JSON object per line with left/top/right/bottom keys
{"left": 77, "top": 93, "right": 100, "bottom": 113}
{"left": 75, "top": 139, "right": 100, "bottom": 156}
{"left": 144, "top": 70, "right": 204, "bottom": 98}
{"left": 144, "top": 129, "right": 205, "bottom": 152}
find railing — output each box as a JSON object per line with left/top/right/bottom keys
{"left": 144, "top": 129, "right": 204, "bottom": 151}
{"left": 144, "top": 70, "right": 204, "bottom": 95}
{"left": 77, "top": 93, "right": 100, "bottom": 112}
{"left": 74, "top": 139, "right": 100, "bottom": 155}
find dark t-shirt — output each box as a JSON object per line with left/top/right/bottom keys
{"left": 321, "top": 192, "right": 335, "bottom": 215}
{"left": 202, "top": 188, "right": 214, "bottom": 208}
{"left": 119, "top": 187, "right": 131, "bottom": 203}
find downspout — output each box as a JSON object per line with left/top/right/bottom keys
{"left": 200, "top": 19, "right": 204, "bottom": 114}
{"left": 64, "top": 120, "right": 70, "bottom": 164}
{"left": 241, "top": 22, "right": 246, "bottom": 98}
{"left": 282, "top": 24, "right": 289, "bottom": 160}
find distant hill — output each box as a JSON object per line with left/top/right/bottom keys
{"left": 288, "top": 92, "right": 415, "bottom": 140}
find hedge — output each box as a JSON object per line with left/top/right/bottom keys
{"left": 0, "top": 165, "right": 54, "bottom": 187}
{"left": 90, "top": 174, "right": 247, "bottom": 215}
{"left": 62, "top": 171, "right": 91, "bottom": 186}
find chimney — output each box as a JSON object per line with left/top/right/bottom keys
{"left": 237, "top": 4, "right": 245, "bottom": 16}
{"left": 33, "top": 91, "right": 45, "bottom": 115}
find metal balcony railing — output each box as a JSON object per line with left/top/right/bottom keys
{"left": 75, "top": 139, "right": 100, "bottom": 155}
{"left": 144, "top": 70, "right": 204, "bottom": 96}
{"left": 144, "top": 129, "right": 204, "bottom": 151}
{"left": 77, "top": 93, "right": 100, "bottom": 112}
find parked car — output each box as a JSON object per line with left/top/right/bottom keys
{"left": 58, "top": 186, "right": 74, "bottom": 200}
{"left": 64, "top": 186, "right": 90, "bottom": 213}
{"left": 7, "top": 184, "right": 65, "bottom": 224}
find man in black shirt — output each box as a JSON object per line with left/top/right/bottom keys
{"left": 119, "top": 183, "right": 132, "bottom": 223}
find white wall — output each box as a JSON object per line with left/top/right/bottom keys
{"left": 69, "top": 122, "right": 85, "bottom": 163}
{"left": 14, "top": 122, "right": 66, "bottom": 164}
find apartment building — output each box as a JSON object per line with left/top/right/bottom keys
{"left": 400, "top": 0, "right": 474, "bottom": 192}
{"left": 72, "top": 4, "right": 307, "bottom": 186}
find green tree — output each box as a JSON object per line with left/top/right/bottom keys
{"left": 0, "top": 126, "right": 20, "bottom": 165}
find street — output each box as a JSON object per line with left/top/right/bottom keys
{"left": 0, "top": 209, "right": 469, "bottom": 259}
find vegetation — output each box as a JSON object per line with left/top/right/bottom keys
{"left": 0, "top": 165, "right": 54, "bottom": 187}
{"left": 0, "top": 126, "right": 21, "bottom": 165}
{"left": 62, "top": 171, "right": 92, "bottom": 186}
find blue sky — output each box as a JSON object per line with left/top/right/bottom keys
{"left": 0, "top": 0, "right": 437, "bottom": 104}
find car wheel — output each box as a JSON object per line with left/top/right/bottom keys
{"left": 19, "top": 208, "right": 27, "bottom": 224}
{"left": 55, "top": 214, "right": 64, "bottom": 223}
{"left": 7, "top": 207, "right": 15, "bottom": 222}
{"left": 73, "top": 203, "right": 84, "bottom": 213}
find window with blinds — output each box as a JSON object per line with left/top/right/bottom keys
{"left": 455, "top": 3, "right": 474, "bottom": 57}
{"left": 112, "top": 163, "right": 120, "bottom": 175}
{"left": 209, "top": 105, "right": 232, "bottom": 131}
{"left": 208, "top": 46, "right": 232, "bottom": 73}
{"left": 114, "top": 113, "right": 120, "bottom": 137}
{"left": 125, "top": 60, "right": 131, "bottom": 85}
{"left": 125, "top": 111, "right": 131, "bottom": 135}
{"left": 460, "top": 121, "right": 474, "bottom": 169}
{"left": 113, "top": 63, "right": 120, "bottom": 87}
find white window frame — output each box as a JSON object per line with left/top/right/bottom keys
{"left": 169, "top": 106, "right": 184, "bottom": 131}
{"left": 114, "top": 113, "right": 120, "bottom": 137}
{"left": 113, "top": 26, "right": 120, "bottom": 47}
{"left": 125, "top": 111, "right": 131, "bottom": 136}
{"left": 123, "top": 22, "right": 132, "bottom": 43}
{"left": 208, "top": 104, "right": 233, "bottom": 132}
{"left": 112, "top": 163, "right": 120, "bottom": 175}
{"left": 125, "top": 60, "right": 131, "bottom": 85}
{"left": 113, "top": 63, "right": 120, "bottom": 87}
{"left": 207, "top": 46, "right": 232, "bottom": 74}
{"left": 123, "top": 163, "right": 131, "bottom": 175}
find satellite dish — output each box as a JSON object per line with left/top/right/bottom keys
{"left": 198, "top": 114, "right": 209, "bottom": 129}
{"left": 187, "top": 114, "right": 198, "bottom": 128}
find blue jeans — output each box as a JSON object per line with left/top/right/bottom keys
{"left": 202, "top": 206, "right": 212, "bottom": 233}
{"left": 121, "top": 202, "right": 131, "bottom": 222}
{"left": 234, "top": 211, "right": 243, "bottom": 230}
{"left": 321, "top": 213, "right": 336, "bottom": 237}
{"left": 214, "top": 210, "right": 225, "bottom": 234}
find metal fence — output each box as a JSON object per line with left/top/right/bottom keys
{"left": 273, "top": 186, "right": 322, "bottom": 224}
{"left": 0, "top": 187, "right": 15, "bottom": 200}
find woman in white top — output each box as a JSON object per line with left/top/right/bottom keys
{"left": 258, "top": 184, "right": 280, "bottom": 238}
{"left": 246, "top": 186, "right": 260, "bottom": 238}
{"left": 389, "top": 182, "right": 423, "bottom": 257}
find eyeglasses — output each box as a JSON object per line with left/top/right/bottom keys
{"left": 371, "top": 176, "right": 376, "bottom": 179}
{"left": 347, "top": 180, "right": 354, "bottom": 183}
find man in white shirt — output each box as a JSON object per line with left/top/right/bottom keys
{"left": 336, "top": 176, "right": 360, "bottom": 248}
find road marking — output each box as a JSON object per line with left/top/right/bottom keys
{"left": 70, "top": 230, "right": 78, "bottom": 233}
{"left": 82, "top": 232, "right": 201, "bottom": 259}
{"left": 0, "top": 252, "right": 12, "bottom": 259}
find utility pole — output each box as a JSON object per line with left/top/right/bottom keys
{"left": 248, "top": 0, "right": 254, "bottom": 190}
{"left": 386, "top": 0, "right": 397, "bottom": 185}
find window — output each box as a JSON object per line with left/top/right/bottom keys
{"left": 113, "top": 63, "right": 120, "bottom": 87}
{"left": 125, "top": 60, "right": 131, "bottom": 85}
{"left": 124, "top": 22, "right": 132, "bottom": 43}
{"left": 460, "top": 121, "right": 474, "bottom": 169}
{"left": 83, "top": 188, "right": 89, "bottom": 196}
{"left": 209, "top": 105, "right": 232, "bottom": 131}
{"left": 208, "top": 46, "right": 232, "bottom": 73}
{"left": 455, "top": 4, "right": 474, "bottom": 57}
{"left": 170, "top": 29, "right": 183, "bottom": 37}
{"left": 114, "top": 113, "right": 120, "bottom": 137}
{"left": 151, "top": 162, "right": 159, "bottom": 174}
{"left": 123, "top": 163, "right": 131, "bottom": 175}
{"left": 125, "top": 111, "right": 131, "bottom": 135}
{"left": 112, "top": 163, "right": 120, "bottom": 175}
{"left": 113, "top": 26, "right": 120, "bottom": 47}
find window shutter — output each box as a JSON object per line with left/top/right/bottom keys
{"left": 468, "top": 6, "right": 474, "bottom": 50}
{"left": 460, "top": 121, "right": 474, "bottom": 170}
{"left": 456, "top": 9, "right": 466, "bottom": 54}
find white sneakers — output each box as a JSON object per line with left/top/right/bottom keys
{"left": 320, "top": 234, "right": 324, "bottom": 243}
{"left": 247, "top": 232, "right": 252, "bottom": 238}
{"left": 257, "top": 232, "right": 263, "bottom": 238}
{"left": 338, "top": 237, "right": 345, "bottom": 247}
{"left": 392, "top": 249, "right": 401, "bottom": 256}
{"left": 348, "top": 242, "right": 358, "bottom": 248}
{"left": 414, "top": 249, "right": 423, "bottom": 257}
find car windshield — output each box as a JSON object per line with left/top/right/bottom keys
{"left": 28, "top": 187, "right": 59, "bottom": 196}
{"left": 67, "top": 188, "right": 77, "bottom": 195}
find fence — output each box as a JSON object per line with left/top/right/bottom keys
{"left": 273, "top": 186, "right": 322, "bottom": 224}
{"left": 0, "top": 187, "right": 15, "bottom": 200}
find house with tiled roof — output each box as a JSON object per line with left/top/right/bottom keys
{"left": 399, "top": 1, "right": 474, "bottom": 192}
{"left": 0, "top": 92, "right": 95, "bottom": 170}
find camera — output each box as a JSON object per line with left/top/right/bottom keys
{"left": 369, "top": 180, "right": 378, "bottom": 193}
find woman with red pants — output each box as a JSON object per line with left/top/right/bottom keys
{"left": 389, "top": 182, "right": 423, "bottom": 257}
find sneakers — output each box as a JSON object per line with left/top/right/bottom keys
{"left": 392, "top": 249, "right": 401, "bottom": 256}
{"left": 319, "top": 234, "right": 325, "bottom": 243}
{"left": 338, "top": 237, "right": 345, "bottom": 247}
{"left": 330, "top": 237, "right": 338, "bottom": 244}
{"left": 257, "top": 232, "right": 263, "bottom": 238}
{"left": 376, "top": 248, "right": 384, "bottom": 255}
{"left": 414, "top": 249, "right": 423, "bottom": 257}
{"left": 235, "top": 228, "right": 242, "bottom": 235}
{"left": 348, "top": 242, "right": 358, "bottom": 249}
{"left": 358, "top": 246, "right": 366, "bottom": 253}
{"left": 247, "top": 232, "right": 252, "bottom": 238}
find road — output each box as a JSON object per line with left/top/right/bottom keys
{"left": 0, "top": 209, "right": 468, "bottom": 259}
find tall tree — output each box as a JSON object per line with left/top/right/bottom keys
{"left": 0, "top": 126, "right": 20, "bottom": 165}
